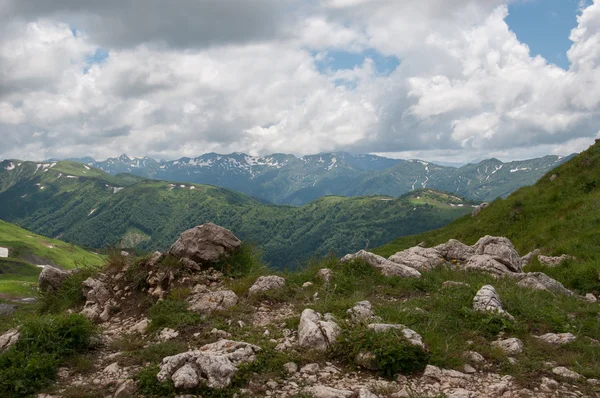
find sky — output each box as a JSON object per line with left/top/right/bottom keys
{"left": 0, "top": 0, "right": 599, "bottom": 163}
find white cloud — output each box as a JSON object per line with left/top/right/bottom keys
{"left": 0, "top": 0, "right": 599, "bottom": 162}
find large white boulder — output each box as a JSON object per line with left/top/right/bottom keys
{"left": 472, "top": 285, "right": 514, "bottom": 320}
{"left": 472, "top": 236, "right": 522, "bottom": 273}
{"left": 388, "top": 246, "right": 444, "bottom": 272}
{"left": 249, "top": 275, "right": 286, "bottom": 295}
{"left": 298, "top": 309, "right": 340, "bottom": 351}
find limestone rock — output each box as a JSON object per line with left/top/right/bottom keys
{"left": 463, "top": 351, "right": 485, "bottom": 364}
{"left": 491, "top": 338, "right": 523, "bottom": 355}
{"left": 317, "top": 268, "right": 333, "bottom": 285}
{"left": 521, "top": 249, "right": 540, "bottom": 265}
{"left": 157, "top": 340, "right": 260, "bottom": 389}
{"left": 0, "top": 303, "right": 17, "bottom": 316}
{"left": 552, "top": 366, "right": 582, "bottom": 380}
{"left": 434, "top": 239, "right": 475, "bottom": 261}
{"left": 472, "top": 285, "right": 514, "bottom": 320}
{"left": 471, "top": 202, "right": 489, "bottom": 217}
{"left": 0, "top": 328, "right": 19, "bottom": 351}
{"left": 187, "top": 286, "right": 238, "bottom": 314}
{"left": 388, "top": 246, "right": 444, "bottom": 272}
{"left": 341, "top": 250, "right": 421, "bottom": 278}
{"left": 146, "top": 251, "right": 166, "bottom": 268}
{"left": 472, "top": 236, "right": 522, "bottom": 273}
{"left": 509, "top": 272, "right": 575, "bottom": 296}
{"left": 347, "top": 301, "right": 380, "bottom": 323}
{"left": 367, "top": 323, "right": 425, "bottom": 348}
{"left": 303, "top": 386, "right": 354, "bottom": 398}
{"left": 129, "top": 318, "right": 149, "bottom": 335}
{"left": 80, "top": 277, "right": 114, "bottom": 322}
{"left": 249, "top": 275, "right": 286, "bottom": 295}
{"left": 113, "top": 379, "right": 137, "bottom": 398}
{"left": 355, "top": 351, "right": 378, "bottom": 370}
{"left": 536, "top": 333, "right": 576, "bottom": 346}
{"left": 159, "top": 328, "right": 180, "bottom": 342}
{"left": 38, "top": 266, "right": 70, "bottom": 293}
{"left": 357, "top": 388, "right": 379, "bottom": 398}
{"left": 283, "top": 362, "right": 298, "bottom": 373}
{"left": 298, "top": 309, "right": 340, "bottom": 351}
{"left": 584, "top": 293, "right": 597, "bottom": 303}
{"left": 464, "top": 255, "right": 515, "bottom": 276}
{"left": 538, "top": 254, "right": 574, "bottom": 267}
{"left": 169, "top": 223, "right": 242, "bottom": 266}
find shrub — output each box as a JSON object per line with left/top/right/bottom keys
{"left": 335, "top": 326, "right": 430, "bottom": 378}
{"left": 38, "top": 265, "right": 99, "bottom": 314}
{"left": 216, "top": 244, "right": 268, "bottom": 278}
{"left": 0, "top": 314, "right": 96, "bottom": 397}
{"left": 147, "top": 299, "right": 201, "bottom": 332}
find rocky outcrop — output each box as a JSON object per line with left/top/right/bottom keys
{"left": 249, "top": 275, "right": 286, "bottom": 295}
{"left": 538, "top": 254, "right": 575, "bottom": 267}
{"left": 80, "top": 277, "right": 116, "bottom": 322}
{"left": 38, "top": 266, "right": 71, "bottom": 293}
{"left": 298, "top": 309, "right": 340, "bottom": 351}
{"left": 472, "top": 285, "right": 514, "bottom": 320}
{"left": 508, "top": 272, "right": 575, "bottom": 296}
{"left": 157, "top": 340, "right": 261, "bottom": 389}
{"left": 169, "top": 223, "right": 242, "bottom": 266}
{"left": 491, "top": 338, "right": 523, "bottom": 355}
{"left": 187, "top": 285, "right": 238, "bottom": 314}
{"left": 471, "top": 202, "right": 489, "bottom": 217}
{"left": 434, "top": 239, "right": 474, "bottom": 261}
{"left": 472, "top": 236, "right": 522, "bottom": 273}
{"left": 388, "top": 246, "right": 443, "bottom": 272}
{"left": 536, "top": 333, "right": 576, "bottom": 346}
{"left": 0, "top": 328, "right": 19, "bottom": 351}
{"left": 341, "top": 250, "right": 421, "bottom": 278}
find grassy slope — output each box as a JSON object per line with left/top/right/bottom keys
{"left": 375, "top": 141, "right": 600, "bottom": 294}
{"left": 0, "top": 220, "right": 105, "bottom": 297}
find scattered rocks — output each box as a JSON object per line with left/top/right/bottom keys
{"left": 341, "top": 250, "right": 422, "bottom": 278}
{"left": 169, "top": 223, "right": 242, "bottom": 266}
{"left": 387, "top": 246, "right": 443, "bottom": 272}
{"left": 249, "top": 275, "right": 286, "bottom": 295}
{"left": 298, "top": 309, "right": 340, "bottom": 351}
{"left": 536, "top": 333, "right": 576, "bottom": 346}
{"left": 491, "top": 338, "right": 523, "bottom": 355}
{"left": 187, "top": 285, "right": 238, "bottom": 314}
{"left": 552, "top": 366, "right": 582, "bottom": 380}
{"left": 38, "top": 266, "right": 71, "bottom": 293}
{"left": 471, "top": 202, "right": 489, "bottom": 217}
{"left": 157, "top": 340, "right": 261, "bottom": 389}
{"left": 0, "top": 328, "right": 19, "bottom": 351}
{"left": 472, "top": 236, "right": 523, "bottom": 273}
{"left": 538, "top": 254, "right": 574, "bottom": 267}
{"left": 80, "top": 277, "right": 115, "bottom": 322}
{"left": 472, "top": 285, "right": 514, "bottom": 320}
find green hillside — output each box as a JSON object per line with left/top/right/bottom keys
{"left": 0, "top": 161, "right": 473, "bottom": 268}
{"left": 0, "top": 220, "right": 104, "bottom": 297}
{"left": 375, "top": 140, "right": 600, "bottom": 293}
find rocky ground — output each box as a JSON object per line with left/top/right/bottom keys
{"left": 3, "top": 223, "right": 600, "bottom": 398}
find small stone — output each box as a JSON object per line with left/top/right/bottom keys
{"left": 552, "top": 366, "right": 582, "bottom": 380}
{"left": 491, "top": 338, "right": 523, "bottom": 355}
{"left": 159, "top": 328, "right": 179, "bottom": 342}
{"left": 283, "top": 362, "right": 298, "bottom": 373}
{"left": 463, "top": 364, "right": 476, "bottom": 374}
{"left": 113, "top": 379, "right": 137, "bottom": 398}
{"left": 302, "top": 281, "right": 313, "bottom": 288}
{"left": 584, "top": 293, "right": 597, "bottom": 303}
{"left": 536, "top": 332, "right": 576, "bottom": 346}
{"left": 300, "top": 363, "right": 320, "bottom": 374}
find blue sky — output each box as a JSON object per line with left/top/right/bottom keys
{"left": 506, "top": 0, "right": 589, "bottom": 69}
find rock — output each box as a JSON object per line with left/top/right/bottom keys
{"left": 249, "top": 275, "right": 286, "bottom": 295}
{"left": 538, "top": 254, "right": 574, "bottom": 267}
{"left": 317, "top": 268, "right": 333, "bottom": 285}
{"left": 463, "top": 364, "right": 476, "bottom": 374}
{"left": 584, "top": 293, "right": 597, "bottom": 303}
{"left": 103, "top": 362, "right": 120, "bottom": 376}
{"left": 169, "top": 223, "right": 241, "bottom": 266}
{"left": 159, "top": 328, "right": 180, "bottom": 342}
{"left": 303, "top": 281, "right": 313, "bottom": 288}
{"left": 38, "top": 266, "right": 70, "bottom": 293}
{"left": 442, "top": 281, "right": 471, "bottom": 288}
{"left": 303, "top": 386, "right": 354, "bottom": 398}
{"left": 342, "top": 250, "right": 422, "bottom": 278}
{"left": 423, "top": 364, "right": 443, "bottom": 381}
{"left": 491, "top": 338, "right": 523, "bottom": 355}
{"left": 157, "top": 339, "right": 261, "bottom": 389}
{"left": 550, "top": 174, "right": 558, "bottom": 181}
{"left": 472, "top": 285, "right": 514, "bottom": 320}
{"left": 388, "top": 246, "right": 443, "bottom": 272}
{"left": 355, "top": 351, "right": 378, "bottom": 370}
{"left": 347, "top": 301, "right": 380, "bottom": 323}
{"left": 298, "top": 309, "right": 340, "bottom": 351}
{"left": 536, "top": 333, "right": 576, "bottom": 345}
{"left": 509, "top": 272, "right": 575, "bottom": 296}
{"left": 283, "top": 362, "right": 298, "bottom": 373}
{"left": 113, "top": 379, "right": 137, "bottom": 398}
{"left": 471, "top": 202, "right": 489, "bottom": 217}
{"left": 540, "top": 376, "right": 559, "bottom": 392}
{"left": 434, "top": 239, "right": 474, "bottom": 261}
{"left": 300, "top": 363, "right": 320, "bottom": 374}
{"left": 464, "top": 255, "right": 515, "bottom": 276}
{"left": 80, "top": 277, "right": 114, "bottom": 322}
{"left": 187, "top": 287, "right": 238, "bottom": 314}
{"left": 129, "top": 318, "right": 149, "bottom": 335}
{"left": 179, "top": 257, "right": 202, "bottom": 272}
{"left": 0, "top": 328, "right": 19, "bottom": 351}
{"left": 147, "top": 251, "right": 166, "bottom": 268}
{"left": 472, "top": 236, "right": 522, "bottom": 273}
{"left": 447, "top": 388, "right": 472, "bottom": 398}
{"left": 367, "top": 324, "right": 425, "bottom": 348}
{"left": 521, "top": 249, "right": 540, "bottom": 265}
{"left": 0, "top": 303, "right": 17, "bottom": 316}
{"left": 551, "top": 366, "right": 582, "bottom": 380}
{"left": 463, "top": 351, "right": 485, "bottom": 364}
{"left": 357, "top": 388, "right": 379, "bottom": 398}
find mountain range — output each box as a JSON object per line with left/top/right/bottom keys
{"left": 0, "top": 160, "right": 473, "bottom": 268}
{"left": 67, "top": 152, "right": 574, "bottom": 205}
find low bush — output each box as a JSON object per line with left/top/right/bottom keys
{"left": 38, "top": 265, "right": 99, "bottom": 314}
{"left": 147, "top": 299, "right": 201, "bottom": 332}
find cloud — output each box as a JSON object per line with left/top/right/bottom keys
{"left": 0, "top": 0, "right": 599, "bottom": 163}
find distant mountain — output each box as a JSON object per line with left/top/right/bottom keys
{"left": 0, "top": 160, "right": 473, "bottom": 268}
{"left": 68, "top": 152, "right": 574, "bottom": 205}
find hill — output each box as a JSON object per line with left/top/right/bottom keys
{"left": 0, "top": 161, "right": 473, "bottom": 268}
{"left": 375, "top": 140, "right": 600, "bottom": 293}
{"left": 66, "top": 152, "right": 573, "bottom": 205}
{"left": 0, "top": 220, "right": 104, "bottom": 297}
